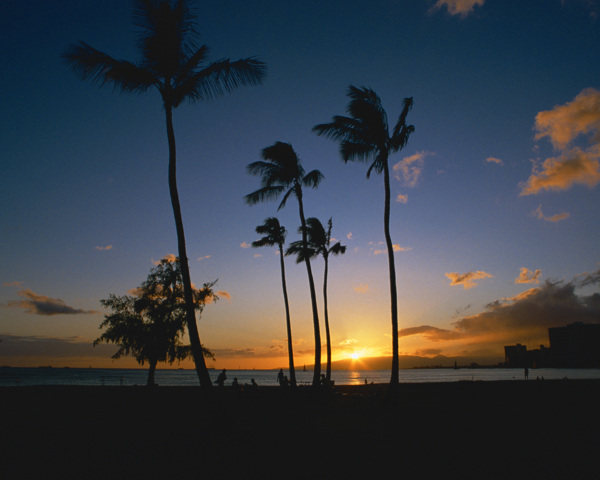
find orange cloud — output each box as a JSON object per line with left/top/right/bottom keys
{"left": 534, "top": 88, "right": 600, "bottom": 149}
{"left": 396, "top": 193, "right": 408, "bottom": 203}
{"left": 515, "top": 267, "right": 542, "bottom": 284}
{"left": 532, "top": 205, "right": 570, "bottom": 223}
{"left": 445, "top": 271, "right": 493, "bottom": 289}
{"left": 94, "top": 245, "right": 112, "bottom": 251}
{"left": 485, "top": 157, "right": 503, "bottom": 166}
{"left": 430, "top": 0, "right": 485, "bottom": 17}
{"left": 353, "top": 284, "right": 369, "bottom": 294}
{"left": 520, "top": 148, "right": 600, "bottom": 195}
{"left": 393, "top": 151, "right": 432, "bottom": 187}
{"left": 521, "top": 88, "right": 600, "bottom": 195}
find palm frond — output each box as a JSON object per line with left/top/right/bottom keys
{"left": 277, "top": 187, "right": 295, "bottom": 211}
{"left": 329, "top": 242, "right": 347, "bottom": 256}
{"left": 302, "top": 169, "right": 324, "bottom": 189}
{"left": 180, "top": 57, "right": 266, "bottom": 104}
{"left": 244, "top": 185, "right": 285, "bottom": 205}
{"left": 390, "top": 97, "right": 415, "bottom": 151}
{"left": 62, "top": 42, "right": 156, "bottom": 93}
{"left": 286, "top": 240, "right": 318, "bottom": 264}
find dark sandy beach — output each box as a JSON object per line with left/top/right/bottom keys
{"left": 2, "top": 380, "right": 599, "bottom": 479}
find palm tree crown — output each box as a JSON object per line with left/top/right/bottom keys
{"left": 63, "top": 0, "right": 266, "bottom": 108}
{"left": 287, "top": 217, "right": 346, "bottom": 264}
{"left": 252, "top": 217, "right": 287, "bottom": 249}
{"left": 313, "top": 86, "right": 414, "bottom": 177}
{"left": 245, "top": 142, "right": 324, "bottom": 210}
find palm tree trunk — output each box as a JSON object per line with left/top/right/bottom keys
{"left": 147, "top": 359, "right": 158, "bottom": 387}
{"left": 323, "top": 255, "right": 332, "bottom": 382}
{"left": 165, "top": 102, "right": 212, "bottom": 388}
{"left": 383, "top": 158, "right": 399, "bottom": 387}
{"left": 296, "top": 188, "right": 321, "bottom": 387}
{"left": 278, "top": 246, "right": 297, "bottom": 388}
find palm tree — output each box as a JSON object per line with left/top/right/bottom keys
{"left": 252, "top": 217, "right": 297, "bottom": 387}
{"left": 287, "top": 217, "right": 346, "bottom": 383}
{"left": 245, "top": 142, "right": 324, "bottom": 387}
{"left": 313, "top": 86, "right": 414, "bottom": 387}
{"left": 63, "top": 0, "right": 266, "bottom": 387}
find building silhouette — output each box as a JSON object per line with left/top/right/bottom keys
{"left": 504, "top": 322, "right": 600, "bottom": 368}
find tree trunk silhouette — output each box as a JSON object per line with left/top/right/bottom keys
{"left": 383, "top": 157, "right": 399, "bottom": 387}
{"left": 147, "top": 359, "right": 158, "bottom": 387}
{"left": 296, "top": 187, "right": 321, "bottom": 387}
{"left": 165, "top": 102, "right": 212, "bottom": 388}
{"left": 323, "top": 254, "right": 332, "bottom": 382}
{"left": 278, "top": 244, "right": 297, "bottom": 388}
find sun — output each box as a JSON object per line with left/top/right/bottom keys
{"left": 350, "top": 352, "right": 360, "bottom": 360}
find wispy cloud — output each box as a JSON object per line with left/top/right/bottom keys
{"left": 3, "top": 281, "right": 24, "bottom": 288}
{"left": 485, "top": 157, "right": 503, "bottom": 166}
{"left": 533, "top": 205, "right": 570, "bottom": 222}
{"left": 346, "top": 232, "right": 353, "bottom": 240}
{"left": 515, "top": 267, "right": 542, "bottom": 284}
{"left": 445, "top": 271, "right": 493, "bottom": 289}
{"left": 94, "top": 245, "right": 112, "bottom": 251}
{"left": 240, "top": 241, "right": 251, "bottom": 249}
{"left": 216, "top": 291, "right": 231, "bottom": 300}
{"left": 4, "top": 290, "right": 98, "bottom": 316}
{"left": 396, "top": 193, "right": 408, "bottom": 203}
{"left": 430, "top": 0, "right": 485, "bottom": 18}
{"left": 353, "top": 284, "right": 369, "bottom": 294}
{"left": 521, "top": 88, "right": 600, "bottom": 195}
{"left": 197, "top": 255, "right": 211, "bottom": 261}
{"left": 393, "top": 151, "right": 432, "bottom": 187}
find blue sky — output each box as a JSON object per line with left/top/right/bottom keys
{"left": 1, "top": 0, "right": 599, "bottom": 369}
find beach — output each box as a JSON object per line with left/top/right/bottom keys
{"left": 2, "top": 380, "right": 599, "bottom": 479}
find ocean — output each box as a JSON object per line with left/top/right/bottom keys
{"left": 2, "top": 366, "right": 600, "bottom": 387}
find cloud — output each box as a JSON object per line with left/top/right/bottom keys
{"left": 3, "top": 281, "right": 24, "bottom": 288}
{"left": 0, "top": 334, "right": 117, "bottom": 358}
{"left": 346, "top": 232, "right": 353, "bottom": 240}
{"left": 353, "top": 284, "right": 369, "bottom": 294}
{"left": 240, "top": 242, "right": 251, "bottom": 249}
{"left": 534, "top": 88, "right": 600, "bottom": 149}
{"left": 521, "top": 88, "right": 600, "bottom": 195}
{"left": 515, "top": 267, "right": 542, "bottom": 284}
{"left": 4, "top": 290, "right": 99, "bottom": 316}
{"left": 392, "top": 151, "right": 432, "bottom": 187}
{"left": 396, "top": 193, "right": 408, "bottom": 203}
{"left": 153, "top": 254, "right": 177, "bottom": 265}
{"left": 216, "top": 290, "right": 231, "bottom": 300}
{"left": 485, "top": 157, "right": 503, "bottom": 166}
{"left": 520, "top": 148, "right": 600, "bottom": 195}
{"left": 94, "top": 245, "right": 112, "bottom": 251}
{"left": 253, "top": 253, "right": 262, "bottom": 258}
{"left": 197, "top": 255, "right": 211, "bottom": 261}
{"left": 399, "top": 272, "right": 600, "bottom": 348}
{"left": 430, "top": 0, "right": 485, "bottom": 17}
{"left": 533, "top": 205, "right": 570, "bottom": 223}
{"left": 393, "top": 244, "right": 411, "bottom": 252}
{"left": 445, "top": 271, "right": 493, "bottom": 289}
{"left": 398, "top": 325, "right": 462, "bottom": 341}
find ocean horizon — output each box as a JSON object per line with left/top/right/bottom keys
{"left": 2, "top": 366, "right": 600, "bottom": 387}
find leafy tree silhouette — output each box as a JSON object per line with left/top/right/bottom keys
{"left": 63, "top": 0, "right": 265, "bottom": 387}
{"left": 95, "top": 258, "right": 216, "bottom": 386}
{"left": 245, "top": 142, "right": 324, "bottom": 387}
{"left": 313, "top": 86, "right": 414, "bottom": 387}
{"left": 287, "top": 217, "right": 346, "bottom": 383}
{"left": 252, "top": 217, "right": 297, "bottom": 388}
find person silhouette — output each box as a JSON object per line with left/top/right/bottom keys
{"left": 216, "top": 369, "right": 227, "bottom": 387}
{"left": 232, "top": 377, "right": 240, "bottom": 389}
{"left": 277, "top": 369, "right": 285, "bottom": 386}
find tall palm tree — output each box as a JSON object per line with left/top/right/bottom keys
{"left": 245, "top": 142, "right": 324, "bottom": 387}
{"left": 287, "top": 217, "right": 346, "bottom": 383}
{"left": 63, "top": 0, "right": 266, "bottom": 387}
{"left": 252, "top": 217, "right": 297, "bottom": 387}
{"left": 313, "top": 86, "right": 414, "bottom": 387}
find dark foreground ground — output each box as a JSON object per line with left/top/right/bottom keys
{"left": 1, "top": 380, "right": 599, "bottom": 479}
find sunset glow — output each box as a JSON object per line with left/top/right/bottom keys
{"left": 1, "top": 0, "right": 599, "bottom": 372}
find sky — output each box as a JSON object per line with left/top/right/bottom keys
{"left": 1, "top": 0, "right": 600, "bottom": 371}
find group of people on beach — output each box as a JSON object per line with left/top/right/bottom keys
{"left": 215, "top": 369, "right": 258, "bottom": 390}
